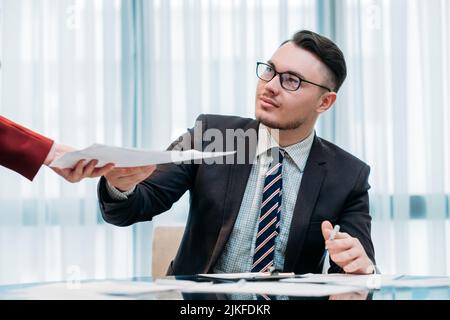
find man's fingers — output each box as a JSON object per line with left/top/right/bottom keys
{"left": 105, "top": 165, "right": 156, "bottom": 191}
{"left": 326, "top": 237, "right": 354, "bottom": 253}
{"left": 91, "top": 163, "right": 115, "bottom": 177}
{"left": 321, "top": 227, "right": 371, "bottom": 275}
{"left": 330, "top": 246, "right": 360, "bottom": 263}
{"left": 116, "top": 169, "right": 153, "bottom": 183}
{"left": 110, "top": 173, "right": 144, "bottom": 192}
{"left": 332, "top": 231, "right": 351, "bottom": 240}
{"left": 343, "top": 257, "right": 365, "bottom": 273}
{"left": 321, "top": 220, "right": 333, "bottom": 240}
{"left": 344, "top": 257, "right": 374, "bottom": 274}
{"left": 114, "top": 166, "right": 155, "bottom": 175}
{"left": 107, "top": 166, "right": 155, "bottom": 180}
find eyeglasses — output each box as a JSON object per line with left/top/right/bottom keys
{"left": 256, "top": 62, "right": 332, "bottom": 92}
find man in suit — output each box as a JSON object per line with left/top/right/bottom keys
{"left": 97, "top": 30, "right": 376, "bottom": 275}
{"left": 0, "top": 115, "right": 114, "bottom": 181}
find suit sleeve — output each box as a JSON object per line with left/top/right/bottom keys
{"left": 0, "top": 116, "right": 54, "bottom": 181}
{"left": 329, "top": 164, "right": 376, "bottom": 273}
{"left": 97, "top": 115, "right": 206, "bottom": 227}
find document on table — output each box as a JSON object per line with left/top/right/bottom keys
{"left": 9, "top": 280, "right": 187, "bottom": 300}
{"left": 182, "top": 281, "right": 362, "bottom": 297}
{"left": 197, "top": 272, "right": 296, "bottom": 281}
{"left": 50, "top": 144, "right": 236, "bottom": 169}
{"left": 281, "top": 273, "right": 450, "bottom": 289}
{"left": 8, "top": 278, "right": 365, "bottom": 299}
{"left": 280, "top": 273, "right": 389, "bottom": 289}
{"left": 156, "top": 277, "right": 362, "bottom": 297}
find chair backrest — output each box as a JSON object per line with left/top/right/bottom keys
{"left": 152, "top": 226, "right": 185, "bottom": 279}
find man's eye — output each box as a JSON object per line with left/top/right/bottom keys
{"left": 285, "top": 77, "right": 299, "bottom": 84}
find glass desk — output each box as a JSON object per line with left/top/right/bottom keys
{"left": 1, "top": 275, "right": 449, "bottom": 300}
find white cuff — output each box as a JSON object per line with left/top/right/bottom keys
{"left": 106, "top": 180, "right": 136, "bottom": 201}
{"left": 44, "top": 142, "right": 57, "bottom": 166}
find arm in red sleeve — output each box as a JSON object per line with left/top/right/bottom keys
{"left": 0, "top": 116, "right": 54, "bottom": 181}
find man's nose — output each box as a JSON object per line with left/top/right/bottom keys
{"left": 264, "top": 74, "right": 282, "bottom": 95}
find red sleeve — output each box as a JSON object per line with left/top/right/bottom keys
{"left": 0, "top": 116, "right": 54, "bottom": 181}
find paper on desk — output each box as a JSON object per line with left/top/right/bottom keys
{"left": 281, "top": 273, "right": 392, "bottom": 289}
{"left": 197, "top": 272, "right": 295, "bottom": 281}
{"left": 9, "top": 281, "right": 185, "bottom": 300}
{"left": 281, "top": 274, "right": 450, "bottom": 289}
{"left": 50, "top": 144, "right": 236, "bottom": 169}
{"left": 198, "top": 272, "right": 256, "bottom": 280}
{"left": 182, "top": 281, "right": 362, "bottom": 297}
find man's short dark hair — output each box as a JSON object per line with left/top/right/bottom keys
{"left": 282, "top": 30, "right": 347, "bottom": 92}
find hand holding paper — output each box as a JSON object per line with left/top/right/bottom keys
{"left": 50, "top": 144, "right": 236, "bottom": 169}
{"left": 44, "top": 144, "right": 115, "bottom": 183}
{"left": 49, "top": 144, "right": 235, "bottom": 185}
{"left": 51, "top": 159, "right": 116, "bottom": 183}
{"left": 105, "top": 165, "right": 157, "bottom": 192}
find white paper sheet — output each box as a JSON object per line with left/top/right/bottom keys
{"left": 182, "top": 281, "right": 362, "bottom": 297}
{"left": 281, "top": 274, "right": 450, "bottom": 289}
{"left": 50, "top": 144, "right": 236, "bottom": 169}
{"left": 281, "top": 273, "right": 389, "bottom": 289}
{"left": 197, "top": 272, "right": 295, "bottom": 281}
{"left": 8, "top": 281, "right": 185, "bottom": 300}
{"left": 197, "top": 272, "right": 257, "bottom": 280}
{"left": 5, "top": 278, "right": 371, "bottom": 299}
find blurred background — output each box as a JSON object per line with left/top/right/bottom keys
{"left": 0, "top": 0, "right": 449, "bottom": 285}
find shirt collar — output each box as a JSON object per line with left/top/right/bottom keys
{"left": 256, "top": 123, "right": 315, "bottom": 172}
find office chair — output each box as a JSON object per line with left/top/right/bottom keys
{"left": 151, "top": 226, "right": 185, "bottom": 279}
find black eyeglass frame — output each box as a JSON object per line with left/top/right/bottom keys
{"left": 256, "top": 62, "right": 332, "bottom": 93}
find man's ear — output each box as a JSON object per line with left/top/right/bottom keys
{"left": 317, "top": 92, "right": 337, "bottom": 114}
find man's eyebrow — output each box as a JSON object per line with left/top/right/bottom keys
{"left": 267, "top": 60, "right": 305, "bottom": 79}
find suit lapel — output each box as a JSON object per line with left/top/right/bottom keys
{"left": 283, "top": 136, "right": 327, "bottom": 272}
{"left": 205, "top": 120, "right": 260, "bottom": 272}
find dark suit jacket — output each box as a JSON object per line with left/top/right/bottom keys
{"left": 0, "top": 116, "right": 54, "bottom": 181}
{"left": 98, "top": 114, "right": 375, "bottom": 275}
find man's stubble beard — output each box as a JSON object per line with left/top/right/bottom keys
{"left": 256, "top": 114, "right": 304, "bottom": 131}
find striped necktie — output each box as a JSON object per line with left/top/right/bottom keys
{"left": 252, "top": 148, "right": 285, "bottom": 272}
